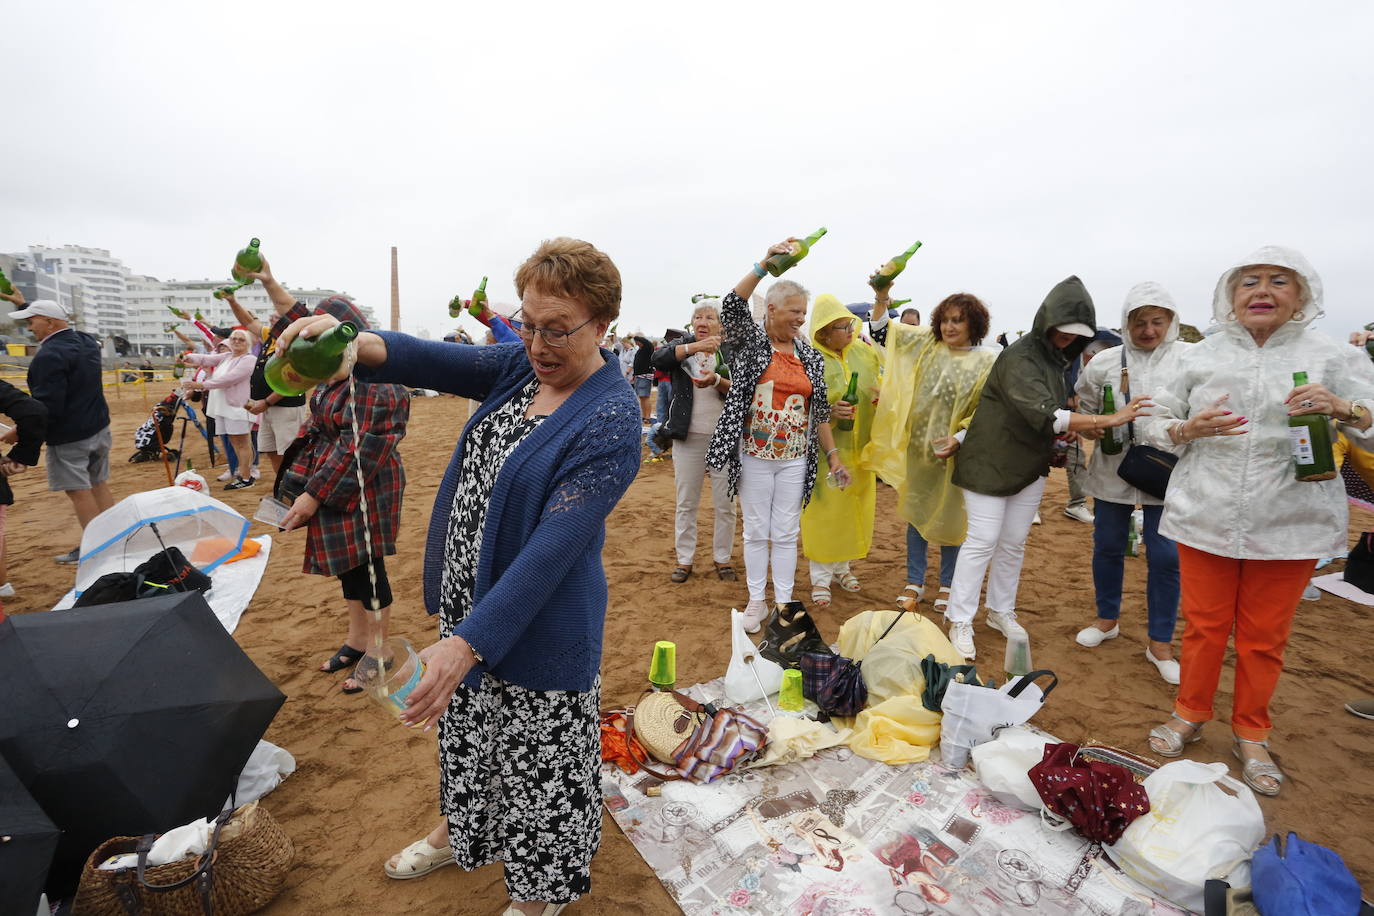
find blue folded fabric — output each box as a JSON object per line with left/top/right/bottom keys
{"left": 1252, "top": 832, "right": 1362, "bottom": 916}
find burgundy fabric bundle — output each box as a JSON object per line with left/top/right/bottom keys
{"left": 1028, "top": 742, "right": 1151, "bottom": 845}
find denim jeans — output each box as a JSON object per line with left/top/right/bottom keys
{"left": 1091, "top": 500, "right": 1180, "bottom": 643}
{"left": 906, "top": 524, "right": 959, "bottom": 589}
{"left": 648, "top": 382, "right": 674, "bottom": 456}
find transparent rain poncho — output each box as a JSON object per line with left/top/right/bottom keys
{"left": 863, "top": 324, "right": 996, "bottom": 545}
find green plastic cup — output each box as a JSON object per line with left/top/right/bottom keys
{"left": 648, "top": 640, "right": 677, "bottom": 689}
{"left": 779, "top": 669, "right": 805, "bottom": 711}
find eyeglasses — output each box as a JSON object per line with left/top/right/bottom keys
{"left": 510, "top": 312, "right": 596, "bottom": 349}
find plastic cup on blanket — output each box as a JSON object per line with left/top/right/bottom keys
{"left": 648, "top": 640, "right": 677, "bottom": 690}
{"left": 1004, "top": 633, "right": 1033, "bottom": 682}
{"left": 353, "top": 636, "right": 426, "bottom": 726}
{"left": 778, "top": 669, "right": 805, "bottom": 712}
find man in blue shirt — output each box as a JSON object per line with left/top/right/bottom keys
{"left": 4, "top": 291, "right": 113, "bottom": 563}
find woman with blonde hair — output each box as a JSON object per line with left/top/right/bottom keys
{"left": 801, "top": 293, "right": 882, "bottom": 606}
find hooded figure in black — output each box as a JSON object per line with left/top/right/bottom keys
{"left": 938, "top": 276, "right": 1145, "bottom": 662}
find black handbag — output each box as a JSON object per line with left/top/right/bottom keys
{"left": 1115, "top": 349, "right": 1178, "bottom": 500}
{"left": 135, "top": 545, "right": 213, "bottom": 593}
{"left": 1345, "top": 531, "right": 1374, "bottom": 594}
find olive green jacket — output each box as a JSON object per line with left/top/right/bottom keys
{"left": 951, "top": 276, "right": 1096, "bottom": 497}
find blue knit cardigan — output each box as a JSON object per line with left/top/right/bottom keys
{"left": 355, "top": 333, "right": 642, "bottom": 692}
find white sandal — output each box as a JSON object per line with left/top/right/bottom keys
{"left": 1233, "top": 738, "right": 1283, "bottom": 796}
{"left": 384, "top": 838, "right": 454, "bottom": 880}
{"left": 895, "top": 584, "right": 923, "bottom": 611}
{"left": 837, "top": 572, "right": 861, "bottom": 592}
{"left": 932, "top": 586, "right": 951, "bottom": 612}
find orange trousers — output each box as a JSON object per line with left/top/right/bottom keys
{"left": 1175, "top": 544, "right": 1316, "bottom": 741}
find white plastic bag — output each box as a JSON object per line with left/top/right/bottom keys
{"left": 939, "top": 670, "right": 1056, "bottom": 768}
{"left": 970, "top": 726, "right": 1051, "bottom": 810}
{"left": 1105, "top": 759, "right": 1265, "bottom": 913}
{"left": 723, "top": 608, "right": 784, "bottom": 704}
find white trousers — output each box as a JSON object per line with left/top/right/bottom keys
{"left": 809, "top": 560, "right": 851, "bottom": 588}
{"left": 739, "top": 454, "right": 806, "bottom": 603}
{"left": 945, "top": 476, "right": 1047, "bottom": 624}
{"left": 673, "top": 433, "right": 737, "bottom": 567}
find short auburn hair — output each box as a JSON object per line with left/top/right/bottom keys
{"left": 931, "top": 292, "right": 990, "bottom": 346}
{"left": 514, "top": 237, "right": 622, "bottom": 324}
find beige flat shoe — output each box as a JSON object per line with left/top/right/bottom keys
{"left": 384, "top": 837, "right": 454, "bottom": 880}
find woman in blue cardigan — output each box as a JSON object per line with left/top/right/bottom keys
{"left": 278, "top": 238, "right": 641, "bottom": 916}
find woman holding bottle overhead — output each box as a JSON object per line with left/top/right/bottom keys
{"left": 181, "top": 328, "right": 259, "bottom": 490}
{"left": 1073, "top": 282, "right": 1189, "bottom": 683}
{"left": 1141, "top": 247, "right": 1374, "bottom": 797}
{"left": 941, "top": 276, "right": 1151, "bottom": 662}
{"left": 706, "top": 238, "right": 851, "bottom": 633}
{"left": 800, "top": 292, "right": 881, "bottom": 607}
{"left": 864, "top": 291, "right": 996, "bottom": 614}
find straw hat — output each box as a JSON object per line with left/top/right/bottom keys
{"left": 632, "top": 691, "right": 704, "bottom": 764}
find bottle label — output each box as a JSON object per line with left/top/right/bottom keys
{"left": 1289, "top": 426, "right": 1315, "bottom": 465}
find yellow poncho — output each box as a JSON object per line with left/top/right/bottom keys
{"left": 800, "top": 294, "right": 881, "bottom": 564}
{"left": 862, "top": 323, "right": 996, "bottom": 545}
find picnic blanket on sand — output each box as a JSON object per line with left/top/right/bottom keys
{"left": 53, "top": 535, "right": 273, "bottom": 634}
{"left": 604, "top": 677, "right": 1190, "bottom": 916}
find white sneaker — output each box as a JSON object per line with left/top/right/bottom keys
{"left": 1302, "top": 583, "right": 1320, "bottom": 601}
{"left": 0, "top": 582, "right": 13, "bottom": 598}
{"left": 1145, "top": 648, "right": 1181, "bottom": 685}
{"left": 986, "top": 610, "right": 1027, "bottom": 640}
{"left": 1063, "top": 505, "right": 1095, "bottom": 524}
{"left": 217, "top": 470, "right": 233, "bottom": 482}
{"left": 1075, "top": 623, "right": 1119, "bottom": 647}
{"left": 1032, "top": 512, "right": 1042, "bottom": 525}
{"left": 742, "top": 600, "right": 769, "bottom": 634}
{"left": 948, "top": 620, "right": 976, "bottom": 659}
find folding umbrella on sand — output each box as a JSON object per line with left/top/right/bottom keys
{"left": 0, "top": 591, "right": 285, "bottom": 897}
{"left": 74, "top": 486, "right": 249, "bottom": 599}
{"left": 0, "top": 755, "right": 60, "bottom": 916}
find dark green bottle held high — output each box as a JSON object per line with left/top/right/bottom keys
{"left": 230, "top": 238, "right": 263, "bottom": 285}
{"left": 1289, "top": 371, "right": 1336, "bottom": 481}
{"left": 1100, "top": 383, "right": 1123, "bottom": 455}
{"left": 0, "top": 267, "right": 13, "bottom": 296}
{"left": 213, "top": 283, "right": 244, "bottom": 301}
{"left": 467, "top": 276, "right": 489, "bottom": 318}
{"left": 837, "top": 371, "right": 859, "bottom": 432}
{"left": 264, "top": 322, "right": 360, "bottom": 396}
{"left": 764, "top": 227, "right": 827, "bottom": 277}
{"left": 868, "top": 241, "right": 923, "bottom": 291}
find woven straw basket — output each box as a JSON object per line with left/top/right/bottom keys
{"left": 632, "top": 690, "right": 705, "bottom": 764}
{"left": 73, "top": 801, "right": 293, "bottom": 916}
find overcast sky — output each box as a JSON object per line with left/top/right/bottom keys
{"left": 6, "top": 1, "right": 1372, "bottom": 342}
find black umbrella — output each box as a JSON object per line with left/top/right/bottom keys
{"left": 0, "top": 755, "right": 60, "bottom": 916}
{"left": 0, "top": 591, "right": 285, "bottom": 897}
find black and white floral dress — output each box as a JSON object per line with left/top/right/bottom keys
{"left": 436, "top": 380, "right": 602, "bottom": 904}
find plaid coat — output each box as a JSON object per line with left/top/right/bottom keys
{"left": 282, "top": 377, "right": 410, "bottom": 577}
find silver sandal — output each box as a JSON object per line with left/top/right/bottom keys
{"left": 1147, "top": 714, "right": 1203, "bottom": 757}
{"left": 1233, "top": 737, "right": 1283, "bottom": 796}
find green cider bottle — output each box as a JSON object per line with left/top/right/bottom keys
{"left": 0, "top": 267, "right": 13, "bottom": 296}
{"left": 230, "top": 238, "right": 263, "bottom": 285}
{"left": 890, "top": 298, "right": 913, "bottom": 309}
{"left": 868, "top": 241, "right": 923, "bottom": 292}
{"left": 1100, "top": 383, "right": 1123, "bottom": 455}
{"left": 1289, "top": 371, "right": 1337, "bottom": 481}
{"left": 763, "top": 227, "right": 827, "bottom": 277}
{"left": 447, "top": 294, "right": 466, "bottom": 319}
{"left": 836, "top": 371, "right": 860, "bottom": 432}
{"left": 212, "top": 283, "right": 244, "bottom": 301}
{"left": 173, "top": 357, "right": 186, "bottom": 379}
{"left": 467, "top": 276, "right": 489, "bottom": 318}
{"left": 264, "top": 322, "right": 360, "bottom": 397}
{"left": 714, "top": 350, "right": 730, "bottom": 380}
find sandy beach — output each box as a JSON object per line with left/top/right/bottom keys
{"left": 4, "top": 387, "right": 1371, "bottom": 914}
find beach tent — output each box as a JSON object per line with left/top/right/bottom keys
{"left": 74, "top": 486, "right": 249, "bottom": 598}
{"left": 0, "top": 590, "right": 285, "bottom": 897}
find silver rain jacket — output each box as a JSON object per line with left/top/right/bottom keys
{"left": 1140, "top": 246, "right": 1374, "bottom": 559}
{"left": 1076, "top": 281, "right": 1189, "bottom": 507}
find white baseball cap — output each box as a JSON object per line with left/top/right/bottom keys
{"left": 8, "top": 299, "right": 69, "bottom": 321}
{"left": 1054, "top": 322, "right": 1095, "bottom": 338}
